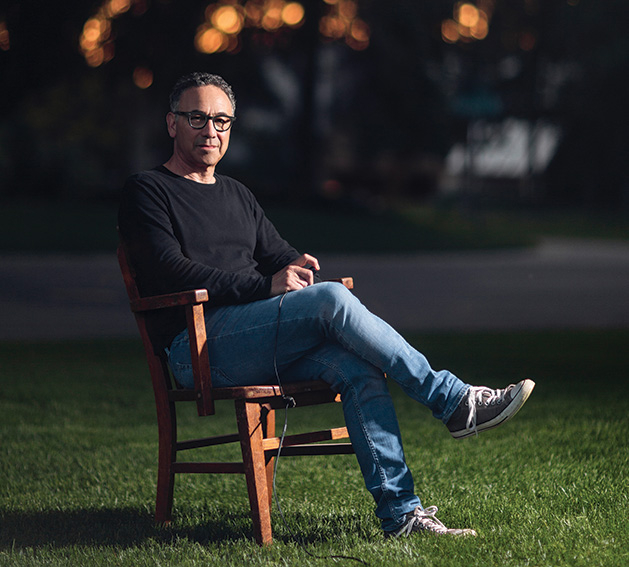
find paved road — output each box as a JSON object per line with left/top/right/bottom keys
{"left": 1, "top": 238, "right": 628, "bottom": 340}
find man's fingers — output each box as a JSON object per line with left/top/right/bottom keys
{"left": 299, "top": 266, "right": 315, "bottom": 286}
{"left": 290, "top": 266, "right": 314, "bottom": 286}
{"left": 299, "top": 253, "right": 320, "bottom": 272}
{"left": 270, "top": 255, "right": 319, "bottom": 296}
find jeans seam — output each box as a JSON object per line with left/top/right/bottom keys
{"left": 305, "top": 352, "right": 402, "bottom": 526}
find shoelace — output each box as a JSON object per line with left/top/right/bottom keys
{"left": 464, "top": 385, "right": 512, "bottom": 432}
{"left": 396, "top": 506, "right": 450, "bottom": 536}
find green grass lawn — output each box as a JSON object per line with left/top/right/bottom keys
{"left": 1, "top": 331, "right": 627, "bottom": 566}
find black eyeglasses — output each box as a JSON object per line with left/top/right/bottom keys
{"left": 173, "top": 111, "right": 236, "bottom": 132}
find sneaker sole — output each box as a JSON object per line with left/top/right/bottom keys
{"left": 451, "top": 379, "right": 535, "bottom": 439}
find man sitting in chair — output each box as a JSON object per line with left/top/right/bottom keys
{"left": 118, "top": 72, "right": 534, "bottom": 538}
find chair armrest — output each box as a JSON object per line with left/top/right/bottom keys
{"left": 129, "top": 287, "right": 214, "bottom": 415}
{"left": 129, "top": 279, "right": 350, "bottom": 314}
{"left": 326, "top": 277, "right": 353, "bottom": 290}
{"left": 130, "top": 289, "right": 209, "bottom": 313}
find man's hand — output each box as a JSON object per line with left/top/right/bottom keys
{"left": 270, "top": 253, "right": 320, "bottom": 297}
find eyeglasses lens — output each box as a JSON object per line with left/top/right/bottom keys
{"left": 188, "top": 113, "right": 232, "bottom": 131}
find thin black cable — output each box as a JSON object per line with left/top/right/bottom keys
{"left": 272, "top": 292, "right": 369, "bottom": 566}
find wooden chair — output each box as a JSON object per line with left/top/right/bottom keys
{"left": 117, "top": 241, "right": 354, "bottom": 545}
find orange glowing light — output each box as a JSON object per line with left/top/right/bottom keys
{"left": 212, "top": 5, "right": 243, "bottom": 35}
{"left": 319, "top": 0, "right": 370, "bottom": 50}
{"left": 83, "top": 18, "right": 104, "bottom": 36}
{"left": 320, "top": 15, "right": 346, "bottom": 39}
{"left": 80, "top": 36, "right": 97, "bottom": 51}
{"left": 107, "top": 0, "right": 131, "bottom": 17}
{"left": 0, "top": 21, "right": 10, "bottom": 51}
{"left": 133, "top": 66, "right": 154, "bottom": 89}
{"left": 262, "top": 5, "right": 283, "bottom": 31}
{"left": 282, "top": 2, "right": 305, "bottom": 27}
{"left": 82, "top": 0, "right": 371, "bottom": 64}
{"left": 349, "top": 19, "right": 369, "bottom": 43}
{"left": 470, "top": 11, "right": 488, "bottom": 39}
{"left": 441, "top": 19, "right": 459, "bottom": 43}
{"left": 442, "top": 2, "right": 491, "bottom": 43}
{"left": 79, "top": 16, "right": 112, "bottom": 66}
{"left": 244, "top": 1, "right": 264, "bottom": 26}
{"left": 86, "top": 48, "right": 105, "bottom": 67}
{"left": 346, "top": 19, "right": 369, "bottom": 50}
{"left": 79, "top": 1, "right": 126, "bottom": 66}
{"left": 225, "top": 33, "right": 240, "bottom": 53}
{"left": 456, "top": 3, "right": 480, "bottom": 28}
{"left": 339, "top": 0, "right": 358, "bottom": 20}
{"left": 196, "top": 26, "right": 228, "bottom": 53}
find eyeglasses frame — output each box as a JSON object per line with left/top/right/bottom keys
{"left": 173, "top": 111, "right": 236, "bottom": 132}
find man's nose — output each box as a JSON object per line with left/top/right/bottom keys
{"left": 201, "top": 118, "right": 218, "bottom": 136}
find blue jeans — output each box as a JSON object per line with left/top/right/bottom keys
{"left": 168, "top": 282, "right": 469, "bottom": 531}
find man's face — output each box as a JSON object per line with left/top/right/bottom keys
{"left": 166, "top": 85, "right": 233, "bottom": 172}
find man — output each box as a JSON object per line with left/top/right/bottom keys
{"left": 118, "top": 72, "right": 534, "bottom": 538}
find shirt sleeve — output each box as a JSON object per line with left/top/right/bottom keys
{"left": 251, "top": 203, "right": 302, "bottom": 277}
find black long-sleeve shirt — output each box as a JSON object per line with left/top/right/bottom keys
{"left": 118, "top": 166, "right": 301, "bottom": 350}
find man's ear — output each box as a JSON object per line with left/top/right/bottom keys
{"left": 166, "top": 112, "right": 177, "bottom": 139}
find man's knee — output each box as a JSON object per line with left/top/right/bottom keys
{"left": 308, "top": 281, "right": 355, "bottom": 314}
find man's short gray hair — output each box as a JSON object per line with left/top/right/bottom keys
{"left": 169, "top": 72, "right": 236, "bottom": 114}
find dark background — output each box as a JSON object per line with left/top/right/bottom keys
{"left": 1, "top": 0, "right": 628, "bottom": 212}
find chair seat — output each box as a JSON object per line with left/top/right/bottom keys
{"left": 168, "top": 379, "right": 340, "bottom": 406}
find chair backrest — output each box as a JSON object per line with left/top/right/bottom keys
{"left": 117, "top": 240, "right": 215, "bottom": 418}
{"left": 117, "top": 240, "right": 176, "bottom": 391}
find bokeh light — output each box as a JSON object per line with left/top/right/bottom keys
{"left": 281, "top": 2, "right": 305, "bottom": 27}
{"left": 133, "top": 66, "right": 154, "bottom": 89}
{"left": 244, "top": 1, "right": 264, "bottom": 26}
{"left": 457, "top": 3, "right": 479, "bottom": 28}
{"left": 0, "top": 21, "right": 11, "bottom": 51}
{"left": 211, "top": 5, "right": 244, "bottom": 34}
{"left": 103, "top": 0, "right": 131, "bottom": 18}
{"left": 319, "top": 0, "right": 369, "bottom": 49}
{"left": 320, "top": 16, "right": 346, "bottom": 39}
{"left": 441, "top": 1, "right": 492, "bottom": 44}
{"left": 441, "top": 20, "right": 459, "bottom": 44}
{"left": 80, "top": 0, "right": 369, "bottom": 66}
{"left": 196, "top": 0, "right": 367, "bottom": 51}
{"left": 79, "top": 2, "right": 125, "bottom": 66}
{"left": 196, "top": 26, "right": 229, "bottom": 53}
{"left": 261, "top": 1, "right": 283, "bottom": 31}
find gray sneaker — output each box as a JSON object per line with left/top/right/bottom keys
{"left": 385, "top": 506, "right": 477, "bottom": 538}
{"left": 447, "top": 379, "right": 535, "bottom": 439}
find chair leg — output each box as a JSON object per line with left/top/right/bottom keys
{"left": 155, "top": 424, "right": 176, "bottom": 524}
{"left": 155, "top": 461, "right": 175, "bottom": 524}
{"left": 263, "top": 406, "right": 276, "bottom": 510}
{"left": 236, "top": 400, "right": 273, "bottom": 545}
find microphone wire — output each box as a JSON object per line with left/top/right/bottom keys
{"left": 271, "top": 292, "right": 369, "bottom": 566}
